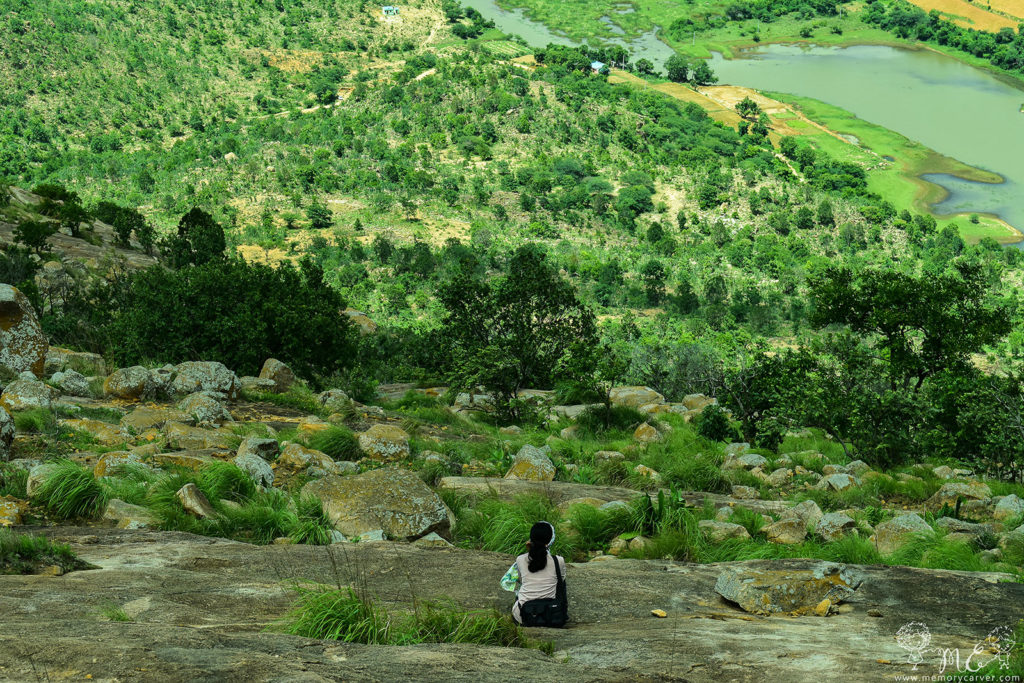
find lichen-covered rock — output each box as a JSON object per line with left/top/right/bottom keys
{"left": 872, "top": 513, "right": 933, "bottom": 555}
{"left": 344, "top": 308, "right": 378, "bottom": 336}
{"left": 176, "top": 483, "right": 217, "bottom": 519}
{"left": 277, "top": 443, "right": 334, "bottom": 471}
{"left": 51, "top": 369, "right": 92, "bottom": 397}
{"left": 233, "top": 452, "right": 274, "bottom": 488}
{"left": 504, "top": 444, "right": 555, "bottom": 481}
{"left": 237, "top": 437, "right": 279, "bottom": 462}
{"left": 932, "top": 465, "right": 955, "bottom": 479}
{"left": 994, "top": 494, "right": 1024, "bottom": 522}
{"left": 93, "top": 451, "right": 147, "bottom": 478}
{"left": 731, "top": 485, "right": 759, "bottom": 500}
{"left": 699, "top": 520, "right": 751, "bottom": 543}
{"left": 120, "top": 406, "right": 192, "bottom": 434}
{"left": 0, "top": 407, "right": 14, "bottom": 461}
{"left": 239, "top": 376, "right": 276, "bottom": 393}
{"left": 781, "top": 500, "right": 824, "bottom": 528}
{"left": 0, "top": 378, "right": 59, "bottom": 412}
{"left": 357, "top": 424, "right": 411, "bottom": 461}
{"left": 816, "top": 512, "right": 857, "bottom": 542}
{"left": 633, "top": 422, "right": 661, "bottom": 444}
{"left": 258, "top": 358, "right": 295, "bottom": 393}
{"left": 609, "top": 386, "right": 665, "bottom": 409}
{"left": 714, "top": 564, "right": 861, "bottom": 616}
{"left": 999, "top": 525, "right": 1024, "bottom": 553}
{"left": 0, "top": 284, "right": 47, "bottom": 378}
{"left": 767, "top": 468, "right": 792, "bottom": 487}
{"left": 171, "top": 361, "right": 240, "bottom": 400}
{"left": 44, "top": 347, "right": 106, "bottom": 377}
{"left": 633, "top": 464, "right": 660, "bottom": 483}
{"left": 0, "top": 495, "right": 28, "bottom": 526}
{"left": 593, "top": 450, "right": 625, "bottom": 465}
{"left": 103, "top": 499, "right": 159, "bottom": 529}
{"left": 177, "top": 392, "right": 232, "bottom": 425}
{"left": 104, "top": 366, "right": 156, "bottom": 400}
{"left": 163, "top": 421, "right": 233, "bottom": 450}
{"left": 317, "top": 389, "right": 351, "bottom": 413}
{"left": 926, "top": 481, "right": 993, "bottom": 510}
{"left": 683, "top": 394, "right": 716, "bottom": 411}
{"left": 302, "top": 469, "right": 453, "bottom": 541}
{"left": 817, "top": 473, "right": 859, "bottom": 492}
{"left": 763, "top": 517, "right": 807, "bottom": 545}
{"left": 25, "top": 462, "right": 59, "bottom": 497}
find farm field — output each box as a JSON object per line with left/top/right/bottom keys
{"left": 904, "top": 0, "right": 1022, "bottom": 30}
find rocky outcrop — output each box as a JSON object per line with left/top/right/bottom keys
{"left": 0, "top": 495, "right": 27, "bottom": 526}
{"left": 994, "top": 494, "right": 1024, "bottom": 522}
{"left": 504, "top": 444, "right": 555, "bottom": 481}
{"left": 608, "top": 386, "right": 664, "bottom": 409}
{"left": 872, "top": 513, "right": 933, "bottom": 555}
{"left": 0, "top": 407, "right": 14, "bottom": 461}
{"left": 177, "top": 392, "right": 232, "bottom": 425}
{"left": 699, "top": 520, "right": 751, "bottom": 542}
{"left": 233, "top": 452, "right": 274, "bottom": 488}
{"left": 104, "top": 366, "right": 156, "bottom": 400}
{"left": 0, "top": 284, "right": 47, "bottom": 377}
{"left": 120, "top": 406, "right": 191, "bottom": 433}
{"left": 51, "top": 369, "right": 91, "bottom": 397}
{"left": 926, "top": 482, "right": 992, "bottom": 510}
{"left": 0, "top": 377, "right": 59, "bottom": 412}
{"left": 45, "top": 347, "right": 106, "bottom": 377}
{"left": 170, "top": 361, "right": 240, "bottom": 400}
{"left": 257, "top": 358, "right": 295, "bottom": 393}
{"left": 356, "top": 424, "right": 411, "bottom": 461}
{"left": 302, "top": 469, "right": 453, "bottom": 540}
{"left": 714, "top": 564, "right": 861, "bottom": 615}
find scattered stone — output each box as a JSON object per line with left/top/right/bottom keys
{"left": 163, "top": 421, "right": 233, "bottom": 450}
{"left": 593, "top": 450, "right": 625, "bottom": 465}
{"left": 821, "top": 464, "right": 849, "bottom": 476}
{"left": 651, "top": 609, "right": 667, "bottom": 618}
{"left": 103, "top": 499, "right": 159, "bottom": 529}
{"left": 872, "top": 513, "right": 934, "bottom": 555}
{"left": 51, "top": 369, "right": 91, "bottom": 397}
{"left": 499, "top": 425, "right": 522, "bottom": 436}
{"left": 993, "top": 494, "right": 1024, "bottom": 522}
{"left": 505, "top": 444, "right": 556, "bottom": 481}
{"left": 1, "top": 378, "right": 58, "bottom": 412}
{"left": 317, "top": 389, "right": 351, "bottom": 413}
{"left": 355, "top": 530, "right": 386, "bottom": 542}
{"left": 816, "top": 512, "right": 857, "bottom": 543}
{"left": 999, "top": 525, "right": 1024, "bottom": 553}
{"left": 731, "top": 485, "right": 759, "bottom": 500}
{"left": 0, "top": 495, "right": 28, "bottom": 526}
{"left": 177, "top": 393, "right": 232, "bottom": 425}
{"left": 932, "top": 465, "right": 954, "bottom": 479}
{"left": 233, "top": 452, "right": 274, "bottom": 488}
{"left": 737, "top": 453, "right": 768, "bottom": 470}
{"left": 781, "top": 500, "right": 824, "bottom": 528}
{"left": 171, "top": 361, "right": 240, "bottom": 400}
{"left": 240, "top": 376, "right": 276, "bottom": 393}
{"left": 258, "top": 358, "right": 295, "bottom": 393}
{"left": 413, "top": 532, "right": 452, "bottom": 548}
{"left": 104, "top": 366, "right": 156, "bottom": 400}
{"left": 608, "top": 536, "right": 630, "bottom": 556}
{"left": 846, "top": 460, "right": 871, "bottom": 476}
{"left": 867, "top": 608, "right": 884, "bottom": 617}
{"left": 763, "top": 517, "right": 807, "bottom": 545}
{"left": 633, "top": 464, "right": 660, "bottom": 483}
{"left": 120, "top": 406, "right": 192, "bottom": 434}
{"left": 714, "top": 564, "right": 861, "bottom": 616}
{"left": 45, "top": 347, "right": 106, "bottom": 377}
{"left": 683, "top": 394, "right": 716, "bottom": 411}
{"left": 0, "top": 284, "right": 48, "bottom": 377}
{"left": 25, "top": 463, "right": 59, "bottom": 497}
{"left": 93, "top": 451, "right": 146, "bottom": 478}
{"left": 303, "top": 469, "right": 453, "bottom": 541}
{"left": 0, "top": 407, "right": 14, "bottom": 461}
{"left": 817, "top": 473, "right": 858, "bottom": 492}
{"left": 357, "top": 424, "right": 411, "bottom": 461}
{"left": 814, "top": 599, "right": 832, "bottom": 617}
{"left": 699, "top": 520, "right": 751, "bottom": 543}
{"left": 724, "top": 443, "right": 751, "bottom": 457}
{"left": 278, "top": 443, "right": 334, "bottom": 472}
{"left": 237, "top": 437, "right": 279, "bottom": 462}
{"left": 608, "top": 386, "right": 664, "bottom": 409}
{"left": 559, "top": 425, "right": 579, "bottom": 440}
{"left": 926, "top": 482, "right": 993, "bottom": 510}
{"left": 176, "top": 483, "right": 217, "bottom": 519}
{"left": 633, "top": 423, "right": 661, "bottom": 444}
{"left": 151, "top": 450, "right": 217, "bottom": 471}
{"left": 766, "top": 468, "right": 792, "bottom": 487}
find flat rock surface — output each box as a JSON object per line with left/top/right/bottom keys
{"left": 0, "top": 527, "right": 1021, "bottom": 682}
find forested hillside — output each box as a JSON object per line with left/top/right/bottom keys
{"left": 1, "top": 0, "right": 1023, "bottom": 479}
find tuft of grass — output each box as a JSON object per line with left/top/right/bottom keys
{"left": 282, "top": 584, "right": 538, "bottom": 650}
{"left": 289, "top": 495, "right": 335, "bottom": 546}
{"left": 31, "top": 459, "right": 106, "bottom": 519}
{"left": 0, "top": 465, "right": 28, "bottom": 498}
{"left": 13, "top": 408, "right": 56, "bottom": 434}
{"left": 574, "top": 405, "right": 645, "bottom": 437}
{"left": 0, "top": 529, "right": 86, "bottom": 574}
{"left": 453, "top": 494, "right": 578, "bottom": 558}
{"left": 100, "top": 604, "right": 134, "bottom": 622}
{"left": 197, "top": 462, "right": 257, "bottom": 502}
{"left": 567, "top": 502, "right": 633, "bottom": 551}
{"left": 242, "top": 385, "right": 324, "bottom": 417}
{"left": 307, "top": 426, "right": 362, "bottom": 461}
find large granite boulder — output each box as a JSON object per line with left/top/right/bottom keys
{"left": 0, "top": 284, "right": 47, "bottom": 377}
{"left": 177, "top": 392, "right": 232, "bottom": 425}
{"left": 504, "top": 444, "right": 555, "bottom": 481}
{"left": 302, "top": 469, "right": 453, "bottom": 540}
{"left": 0, "top": 378, "right": 59, "bottom": 412}
{"left": 926, "top": 482, "right": 992, "bottom": 510}
{"left": 994, "top": 494, "right": 1024, "bottom": 522}
{"left": 816, "top": 512, "right": 857, "bottom": 543}
{"left": 871, "top": 513, "right": 933, "bottom": 555}
{"left": 0, "top": 407, "right": 13, "bottom": 461}
{"left": 258, "top": 358, "right": 295, "bottom": 394}
{"left": 357, "top": 424, "right": 411, "bottom": 461}
{"left": 104, "top": 366, "right": 156, "bottom": 400}
{"left": 763, "top": 517, "right": 807, "bottom": 545}
{"left": 608, "top": 386, "right": 664, "bottom": 409}
{"left": 51, "top": 369, "right": 92, "bottom": 397}
{"left": 171, "top": 361, "right": 240, "bottom": 400}
{"left": 698, "top": 520, "right": 751, "bottom": 543}
{"left": 715, "top": 564, "right": 861, "bottom": 616}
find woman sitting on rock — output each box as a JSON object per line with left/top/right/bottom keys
{"left": 499, "top": 521, "right": 568, "bottom": 627}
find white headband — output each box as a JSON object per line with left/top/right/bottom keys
{"left": 544, "top": 521, "right": 556, "bottom": 547}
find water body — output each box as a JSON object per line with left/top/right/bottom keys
{"left": 461, "top": 0, "right": 676, "bottom": 67}
{"left": 709, "top": 45, "right": 1024, "bottom": 240}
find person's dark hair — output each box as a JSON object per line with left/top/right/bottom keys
{"left": 527, "top": 521, "right": 554, "bottom": 572}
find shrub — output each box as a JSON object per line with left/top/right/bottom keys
{"left": 197, "top": 462, "right": 256, "bottom": 502}
{"left": 574, "top": 405, "right": 645, "bottom": 436}
{"left": 693, "top": 404, "right": 738, "bottom": 443}
{"left": 31, "top": 460, "right": 106, "bottom": 519}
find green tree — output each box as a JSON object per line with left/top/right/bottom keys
{"left": 640, "top": 259, "right": 667, "bottom": 305}
{"left": 163, "top": 208, "right": 226, "bottom": 268}
{"left": 665, "top": 54, "right": 690, "bottom": 83}
{"left": 691, "top": 61, "right": 718, "bottom": 85}
{"left": 439, "top": 246, "right": 598, "bottom": 420}
{"left": 13, "top": 220, "right": 57, "bottom": 256}
{"left": 735, "top": 97, "right": 761, "bottom": 120}
{"left": 306, "top": 200, "right": 333, "bottom": 230}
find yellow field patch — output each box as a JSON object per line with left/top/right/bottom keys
{"left": 904, "top": 0, "right": 1019, "bottom": 31}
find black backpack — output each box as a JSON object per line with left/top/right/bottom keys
{"left": 518, "top": 555, "right": 568, "bottom": 628}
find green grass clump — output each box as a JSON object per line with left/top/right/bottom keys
{"left": 0, "top": 465, "right": 28, "bottom": 498}
{"left": 289, "top": 496, "right": 335, "bottom": 546}
{"left": 574, "top": 405, "right": 645, "bottom": 437}
{"left": 32, "top": 459, "right": 106, "bottom": 519}
{"left": 454, "top": 494, "right": 577, "bottom": 558}
{"left": 307, "top": 426, "right": 362, "bottom": 461}
{"left": 282, "top": 584, "right": 536, "bottom": 650}
{"left": 100, "top": 604, "right": 134, "bottom": 622}
{"left": 567, "top": 502, "right": 633, "bottom": 551}
{"left": 242, "top": 385, "right": 324, "bottom": 417}
{"left": 0, "top": 529, "right": 85, "bottom": 574}
{"left": 13, "top": 408, "right": 56, "bottom": 434}
{"left": 197, "top": 462, "right": 257, "bottom": 502}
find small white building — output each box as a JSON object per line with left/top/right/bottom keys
{"left": 382, "top": 5, "right": 400, "bottom": 16}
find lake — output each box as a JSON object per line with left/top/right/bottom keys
{"left": 710, "top": 45, "right": 1024, "bottom": 240}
